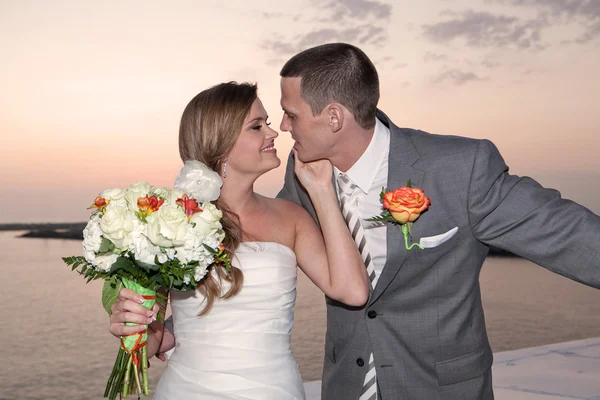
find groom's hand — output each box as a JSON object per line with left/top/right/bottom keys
{"left": 293, "top": 149, "right": 333, "bottom": 191}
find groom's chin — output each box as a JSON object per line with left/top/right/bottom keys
{"left": 294, "top": 148, "right": 313, "bottom": 163}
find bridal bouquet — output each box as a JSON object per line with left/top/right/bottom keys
{"left": 63, "top": 160, "right": 229, "bottom": 399}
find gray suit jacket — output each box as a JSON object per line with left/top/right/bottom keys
{"left": 277, "top": 110, "right": 600, "bottom": 399}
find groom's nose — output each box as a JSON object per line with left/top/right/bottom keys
{"left": 280, "top": 114, "right": 291, "bottom": 132}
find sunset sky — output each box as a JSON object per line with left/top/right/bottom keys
{"left": 1, "top": 0, "right": 599, "bottom": 223}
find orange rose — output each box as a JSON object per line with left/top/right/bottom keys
{"left": 383, "top": 186, "right": 431, "bottom": 224}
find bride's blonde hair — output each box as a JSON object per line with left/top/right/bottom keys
{"left": 179, "top": 82, "right": 257, "bottom": 315}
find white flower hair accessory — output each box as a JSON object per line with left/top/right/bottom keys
{"left": 174, "top": 159, "right": 223, "bottom": 202}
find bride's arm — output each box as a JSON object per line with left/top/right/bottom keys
{"left": 291, "top": 152, "right": 369, "bottom": 306}
{"left": 109, "top": 288, "right": 167, "bottom": 358}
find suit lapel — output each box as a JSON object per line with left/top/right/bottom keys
{"left": 369, "top": 110, "right": 424, "bottom": 305}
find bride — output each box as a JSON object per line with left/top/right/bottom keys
{"left": 108, "top": 82, "right": 369, "bottom": 399}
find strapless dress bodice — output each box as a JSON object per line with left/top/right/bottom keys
{"left": 154, "top": 242, "right": 305, "bottom": 400}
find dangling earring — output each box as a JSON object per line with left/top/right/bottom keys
{"left": 222, "top": 160, "right": 227, "bottom": 178}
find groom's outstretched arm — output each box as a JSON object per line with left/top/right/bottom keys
{"left": 468, "top": 139, "right": 600, "bottom": 288}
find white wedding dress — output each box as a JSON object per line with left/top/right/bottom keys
{"left": 154, "top": 241, "right": 306, "bottom": 400}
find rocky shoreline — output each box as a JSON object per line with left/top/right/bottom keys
{"left": 1, "top": 223, "right": 86, "bottom": 240}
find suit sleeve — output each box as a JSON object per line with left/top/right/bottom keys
{"left": 276, "top": 150, "right": 302, "bottom": 205}
{"left": 468, "top": 139, "right": 600, "bottom": 288}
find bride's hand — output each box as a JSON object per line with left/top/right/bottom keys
{"left": 109, "top": 288, "right": 158, "bottom": 338}
{"left": 293, "top": 149, "right": 333, "bottom": 191}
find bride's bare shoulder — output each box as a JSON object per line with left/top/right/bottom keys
{"left": 249, "top": 196, "right": 313, "bottom": 248}
{"left": 260, "top": 196, "right": 312, "bottom": 222}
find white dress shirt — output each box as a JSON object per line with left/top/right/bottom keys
{"left": 334, "top": 118, "right": 390, "bottom": 285}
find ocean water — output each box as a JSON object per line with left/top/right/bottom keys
{"left": 2, "top": 231, "right": 600, "bottom": 399}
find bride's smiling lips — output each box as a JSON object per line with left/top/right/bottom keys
{"left": 260, "top": 142, "right": 276, "bottom": 153}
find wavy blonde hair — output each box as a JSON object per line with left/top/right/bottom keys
{"left": 179, "top": 82, "right": 257, "bottom": 315}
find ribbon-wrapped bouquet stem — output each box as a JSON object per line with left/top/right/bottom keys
{"left": 63, "top": 161, "right": 229, "bottom": 399}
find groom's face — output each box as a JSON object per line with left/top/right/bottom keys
{"left": 280, "top": 77, "right": 333, "bottom": 162}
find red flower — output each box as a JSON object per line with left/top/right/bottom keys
{"left": 88, "top": 196, "right": 110, "bottom": 211}
{"left": 176, "top": 194, "right": 202, "bottom": 219}
{"left": 137, "top": 195, "right": 165, "bottom": 219}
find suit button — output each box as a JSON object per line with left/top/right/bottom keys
{"left": 356, "top": 358, "right": 365, "bottom": 367}
{"left": 368, "top": 310, "right": 377, "bottom": 319}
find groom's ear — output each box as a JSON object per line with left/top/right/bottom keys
{"left": 327, "top": 104, "right": 344, "bottom": 133}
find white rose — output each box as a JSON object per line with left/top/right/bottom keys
{"left": 100, "top": 188, "right": 127, "bottom": 206}
{"left": 168, "top": 189, "right": 186, "bottom": 206}
{"left": 99, "top": 204, "right": 134, "bottom": 249}
{"left": 146, "top": 204, "right": 189, "bottom": 248}
{"left": 82, "top": 215, "right": 103, "bottom": 263}
{"left": 151, "top": 186, "right": 171, "bottom": 201}
{"left": 134, "top": 237, "right": 169, "bottom": 265}
{"left": 93, "top": 253, "right": 119, "bottom": 272}
{"left": 128, "top": 220, "right": 168, "bottom": 265}
{"left": 125, "top": 181, "right": 151, "bottom": 209}
{"left": 174, "top": 160, "right": 222, "bottom": 202}
{"left": 189, "top": 202, "right": 224, "bottom": 238}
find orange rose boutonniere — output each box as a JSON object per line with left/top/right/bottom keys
{"left": 367, "top": 180, "right": 431, "bottom": 250}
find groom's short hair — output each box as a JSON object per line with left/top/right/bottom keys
{"left": 280, "top": 43, "right": 379, "bottom": 130}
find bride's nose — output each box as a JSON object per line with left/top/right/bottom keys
{"left": 266, "top": 125, "right": 279, "bottom": 139}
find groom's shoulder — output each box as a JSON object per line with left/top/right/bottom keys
{"left": 379, "top": 110, "right": 482, "bottom": 154}
{"left": 399, "top": 126, "right": 483, "bottom": 157}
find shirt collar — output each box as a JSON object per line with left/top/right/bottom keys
{"left": 334, "top": 118, "right": 390, "bottom": 194}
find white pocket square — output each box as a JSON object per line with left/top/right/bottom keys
{"left": 419, "top": 227, "right": 458, "bottom": 249}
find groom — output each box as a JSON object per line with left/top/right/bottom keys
{"left": 277, "top": 43, "right": 600, "bottom": 399}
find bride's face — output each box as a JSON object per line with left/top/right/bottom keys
{"left": 227, "top": 98, "right": 281, "bottom": 177}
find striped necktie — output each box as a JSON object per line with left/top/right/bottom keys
{"left": 337, "top": 172, "right": 378, "bottom": 400}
